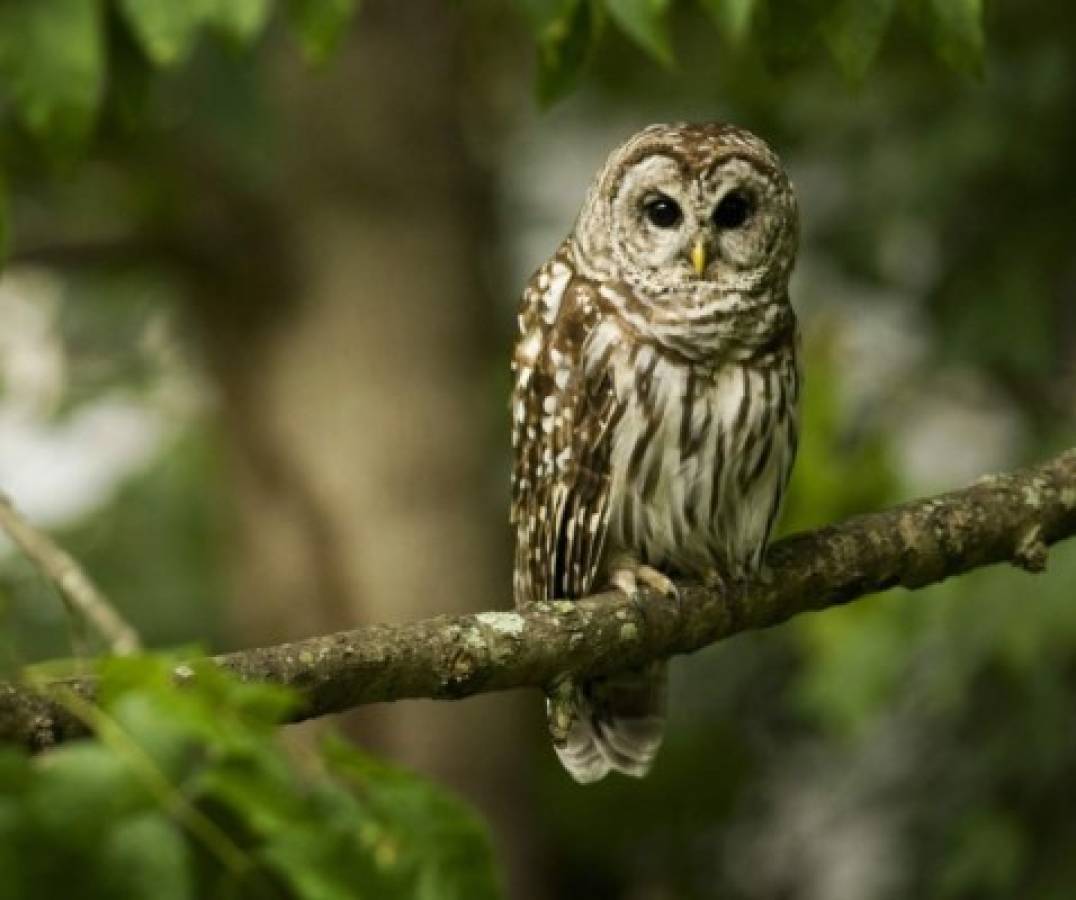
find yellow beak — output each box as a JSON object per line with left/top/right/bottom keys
{"left": 690, "top": 238, "right": 708, "bottom": 277}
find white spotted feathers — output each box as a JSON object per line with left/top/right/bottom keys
{"left": 510, "top": 123, "right": 801, "bottom": 784}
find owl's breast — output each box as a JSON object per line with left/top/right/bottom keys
{"left": 598, "top": 326, "right": 799, "bottom": 579}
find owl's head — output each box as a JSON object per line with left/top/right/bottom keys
{"left": 573, "top": 123, "right": 798, "bottom": 301}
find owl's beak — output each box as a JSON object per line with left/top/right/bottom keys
{"left": 690, "top": 238, "right": 708, "bottom": 277}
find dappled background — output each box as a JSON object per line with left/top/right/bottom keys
{"left": 1, "top": 1, "right": 1075, "bottom": 898}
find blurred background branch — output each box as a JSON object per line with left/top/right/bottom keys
{"left": 0, "top": 493, "right": 141, "bottom": 655}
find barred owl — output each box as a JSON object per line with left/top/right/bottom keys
{"left": 510, "top": 123, "right": 800, "bottom": 783}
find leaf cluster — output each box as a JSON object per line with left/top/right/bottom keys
{"left": 518, "top": 0, "right": 987, "bottom": 104}
{"left": 0, "top": 655, "right": 501, "bottom": 900}
{"left": 0, "top": 0, "right": 990, "bottom": 251}
{"left": 0, "top": 0, "right": 358, "bottom": 255}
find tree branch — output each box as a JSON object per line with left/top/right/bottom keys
{"left": 0, "top": 494, "right": 142, "bottom": 656}
{"left": 2, "top": 448, "right": 1075, "bottom": 751}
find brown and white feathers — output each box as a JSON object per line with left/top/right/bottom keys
{"left": 510, "top": 123, "right": 801, "bottom": 783}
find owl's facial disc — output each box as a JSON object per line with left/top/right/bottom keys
{"left": 609, "top": 151, "right": 791, "bottom": 292}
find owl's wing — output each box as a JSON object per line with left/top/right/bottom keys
{"left": 511, "top": 257, "right": 622, "bottom": 606}
{"left": 511, "top": 256, "right": 667, "bottom": 784}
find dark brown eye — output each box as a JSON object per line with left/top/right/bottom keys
{"left": 712, "top": 189, "right": 753, "bottom": 229}
{"left": 642, "top": 194, "right": 682, "bottom": 229}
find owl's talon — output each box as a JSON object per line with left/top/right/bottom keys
{"left": 610, "top": 568, "right": 640, "bottom": 597}
{"left": 610, "top": 561, "right": 678, "bottom": 606}
{"left": 638, "top": 566, "right": 679, "bottom": 603}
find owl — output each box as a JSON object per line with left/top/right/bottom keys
{"left": 511, "top": 123, "right": 800, "bottom": 783}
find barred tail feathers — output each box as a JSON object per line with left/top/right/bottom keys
{"left": 548, "top": 663, "right": 667, "bottom": 784}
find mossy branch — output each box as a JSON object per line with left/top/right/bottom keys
{"left": 2, "top": 448, "right": 1075, "bottom": 751}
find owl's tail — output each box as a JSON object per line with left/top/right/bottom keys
{"left": 547, "top": 662, "right": 667, "bottom": 784}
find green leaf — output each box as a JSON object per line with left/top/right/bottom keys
{"left": 0, "top": 0, "right": 105, "bottom": 150}
{"left": 195, "top": 758, "right": 303, "bottom": 837}
{"left": 926, "top": 0, "right": 985, "bottom": 75}
{"left": 605, "top": 0, "right": 674, "bottom": 65}
{"left": 518, "top": 0, "right": 579, "bottom": 31}
{"left": 322, "top": 736, "right": 502, "bottom": 900}
{"left": 824, "top": 0, "right": 896, "bottom": 81}
{"left": 698, "top": 0, "right": 757, "bottom": 43}
{"left": 526, "top": 0, "right": 602, "bottom": 106}
{"left": 207, "top": 0, "right": 274, "bottom": 45}
{"left": 119, "top": 0, "right": 271, "bottom": 66}
{"left": 117, "top": 0, "right": 207, "bottom": 67}
{"left": 286, "top": 0, "right": 361, "bottom": 65}
{"left": 264, "top": 853, "right": 370, "bottom": 900}
{"left": 751, "top": 0, "right": 843, "bottom": 68}
{"left": 101, "top": 814, "right": 194, "bottom": 900}
{"left": 96, "top": 655, "right": 298, "bottom": 764}
{"left": 28, "top": 743, "right": 151, "bottom": 835}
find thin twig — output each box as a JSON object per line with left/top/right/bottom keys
{"left": 0, "top": 493, "right": 141, "bottom": 655}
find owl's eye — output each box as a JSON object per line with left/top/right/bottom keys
{"left": 642, "top": 194, "right": 682, "bottom": 229}
{"left": 712, "top": 190, "right": 753, "bottom": 229}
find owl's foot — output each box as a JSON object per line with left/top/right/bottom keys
{"left": 608, "top": 559, "right": 679, "bottom": 603}
{"left": 546, "top": 677, "right": 576, "bottom": 745}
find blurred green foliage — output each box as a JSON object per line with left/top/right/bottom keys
{"left": 779, "top": 331, "right": 898, "bottom": 535}
{"left": 0, "top": 655, "right": 501, "bottom": 900}
{"left": 516, "top": 0, "right": 987, "bottom": 104}
{"left": 0, "top": 0, "right": 106, "bottom": 154}
{"left": 0, "top": 0, "right": 987, "bottom": 174}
